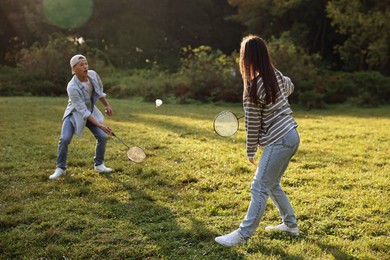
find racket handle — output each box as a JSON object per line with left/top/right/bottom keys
{"left": 112, "top": 132, "right": 130, "bottom": 149}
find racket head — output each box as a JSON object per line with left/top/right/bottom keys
{"left": 126, "top": 146, "right": 147, "bottom": 163}
{"left": 213, "top": 110, "right": 239, "bottom": 137}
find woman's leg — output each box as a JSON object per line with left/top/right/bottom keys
{"left": 269, "top": 128, "right": 300, "bottom": 227}
{"left": 238, "top": 128, "right": 299, "bottom": 238}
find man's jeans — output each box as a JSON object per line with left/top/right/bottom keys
{"left": 238, "top": 128, "right": 300, "bottom": 239}
{"left": 56, "top": 115, "right": 107, "bottom": 169}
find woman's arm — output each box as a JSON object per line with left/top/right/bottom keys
{"left": 244, "top": 100, "right": 262, "bottom": 162}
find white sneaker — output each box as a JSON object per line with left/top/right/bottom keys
{"left": 265, "top": 223, "right": 299, "bottom": 236}
{"left": 49, "top": 168, "right": 66, "bottom": 179}
{"left": 215, "top": 230, "right": 246, "bottom": 247}
{"left": 94, "top": 164, "right": 113, "bottom": 173}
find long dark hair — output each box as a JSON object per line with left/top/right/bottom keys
{"left": 239, "top": 35, "right": 279, "bottom": 104}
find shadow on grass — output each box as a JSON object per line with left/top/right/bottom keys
{"left": 250, "top": 232, "right": 355, "bottom": 260}
{"left": 100, "top": 172, "right": 245, "bottom": 259}
{"left": 315, "top": 242, "right": 355, "bottom": 260}
{"left": 293, "top": 104, "right": 390, "bottom": 119}
{"left": 110, "top": 113, "right": 246, "bottom": 146}
{"left": 246, "top": 244, "right": 303, "bottom": 260}
{"left": 245, "top": 232, "right": 304, "bottom": 259}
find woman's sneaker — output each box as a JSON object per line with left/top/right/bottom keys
{"left": 215, "top": 230, "right": 246, "bottom": 247}
{"left": 265, "top": 223, "right": 299, "bottom": 236}
{"left": 49, "top": 168, "right": 66, "bottom": 179}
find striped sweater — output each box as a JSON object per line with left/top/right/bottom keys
{"left": 244, "top": 69, "right": 298, "bottom": 159}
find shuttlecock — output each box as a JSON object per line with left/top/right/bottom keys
{"left": 155, "top": 99, "right": 163, "bottom": 108}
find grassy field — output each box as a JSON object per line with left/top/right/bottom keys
{"left": 0, "top": 97, "right": 389, "bottom": 259}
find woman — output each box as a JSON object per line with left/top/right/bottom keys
{"left": 215, "top": 35, "right": 300, "bottom": 247}
{"left": 49, "top": 54, "right": 114, "bottom": 179}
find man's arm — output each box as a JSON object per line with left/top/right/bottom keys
{"left": 100, "top": 96, "right": 113, "bottom": 116}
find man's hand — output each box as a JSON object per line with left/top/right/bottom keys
{"left": 105, "top": 106, "right": 113, "bottom": 116}
{"left": 99, "top": 125, "right": 113, "bottom": 136}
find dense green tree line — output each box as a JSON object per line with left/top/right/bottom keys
{"left": 1, "top": 0, "right": 388, "bottom": 73}
{"left": 0, "top": 0, "right": 243, "bottom": 69}
{"left": 229, "top": 0, "right": 389, "bottom": 74}
{"left": 0, "top": 0, "right": 389, "bottom": 107}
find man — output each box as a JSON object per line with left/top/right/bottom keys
{"left": 49, "top": 54, "right": 114, "bottom": 179}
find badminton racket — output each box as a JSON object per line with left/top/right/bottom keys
{"left": 213, "top": 110, "right": 243, "bottom": 137}
{"left": 111, "top": 132, "right": 146, "bottom": 163}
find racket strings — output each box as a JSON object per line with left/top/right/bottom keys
{"left": 214, "top": 111, "right": 239, "bottom": 137}
{"left": 126, "top": 146, "right": 146, "bottom": 163}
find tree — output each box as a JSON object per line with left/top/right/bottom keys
{"left": 227, "top": 0, "right": 341, "bottom": 66}
{"left": 326, "top": 0, "right": 390, "bottom": 74}
{"left": 1, "top": 0, "right": 243, "bottom": 70}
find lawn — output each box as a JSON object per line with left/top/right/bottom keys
{"left": 0, "top": 97, "right": 389, "bottom": 259}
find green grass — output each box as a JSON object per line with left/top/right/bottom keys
{"left": 0, "top": 97, "right": 389, "bottom": 259}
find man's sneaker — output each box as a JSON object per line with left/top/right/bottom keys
{"left": 265, "top": 223, "right": 299, "bottom": 236}
{"left": 49, "top": 168, "right": 66, "bottom": 179}
{"left": 215, "top": 230, "right": 246, "bottom": 247}
{"left": 94, "top": 164, "right": 113, "bottom": 173}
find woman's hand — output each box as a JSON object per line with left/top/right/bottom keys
{"left": 248, "top": 157, "right": 257, "bottom": 166}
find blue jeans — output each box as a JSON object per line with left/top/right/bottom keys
{"left": 238, "top": 128, "right": 300, "bottom": 239}
{"left": 56, "top": 115, "right": 107, "bottom": 169}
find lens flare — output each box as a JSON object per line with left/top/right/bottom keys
{"left": 42, "top": 0, "right": 93, "bottom": 29}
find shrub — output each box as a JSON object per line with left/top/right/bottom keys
{"left": 323, "top": 72, "right": 355, "bottom": 104}
{"left": 105, "top": 68, "right": 175, "bottom": 102}
{"left": 267, "top": 34, "right": 390, "bottom": 108}
{"left": 0, "top": 66, "right": 27, "bottom": 96}
{"left": 15, "top": 33, "right": 112, "bottom": 96}
{"left": 347, "top": 71, "right": 390, "bottom": 107}
{"left": 176, "top": 46, "right": 242, "bottom": 103}
{"left": 321, "top": 70, "right": 390, "bottom": 107}
{"left": 267, "top": 33, "right": 325, "bottom": 108}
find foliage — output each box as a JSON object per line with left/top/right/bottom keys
{"left": 228, "top": 0, "right": 390, "bottom": 75}
{"left": 2, "top": 0, "right": 390, "bottom": 77}
{"left": 3, "top": 25, "right": 389, "bottom": 108}
{"left": 175, "top": 46, "right": 242, "bottom": 103}
{"left": 266, "top": 35, "right": 390, "bottom": 108}
{"left": 15, "top": 33, "right": 113, "bottom": 96}
{"left": 0, "top": 66, "right": 30, "bottom": 96}
{"left": 1, "top": 0, "right": 242, "bottom": 69}
{"left": 313, "top": 70, "right": 390, "bottom": 107}
{"left": 0, "top": 97, "right": 389, "bottom": 259}
{"left": 104, "top": 69, "right": 177, "bottom": 102}
{"left": 228, "top": 0, "right": 340, "bottom": 66}
{"left": 346, "top": 71, "right": 390, "bottom": 107}
{"left": 266, "top": 33, "right": 326, "bottom": 108}
{"left": 4, "top": 38, "right": 390, "bottom": 109}
{"left": 326, "top": 0, "right": 390, "bottom": 74}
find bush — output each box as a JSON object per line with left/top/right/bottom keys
{"left": 4, "top": 34, "right": 389, "bottom": 109}
{"left": 0, "top": 66, "right": 28, "bottom": 96}
{"left": 176, "top": 46, "right": 242, "bottom": 103}
{"left": 321, "top": 70, "right": 390, "bottom": 107}
{"left": 323, "top": 72, "right": 355, "bottom": 103}
{"left": 15, "top": 33, "right": 112, "bottom": 96}
{"left": 347, "top": 71, "right": 390, "bottom": 106}
{"left": 267, "top": 33, "right": 325, "bottom": 108}
{"left": 105, "top": 68, "right": 175, "bottom": 102}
